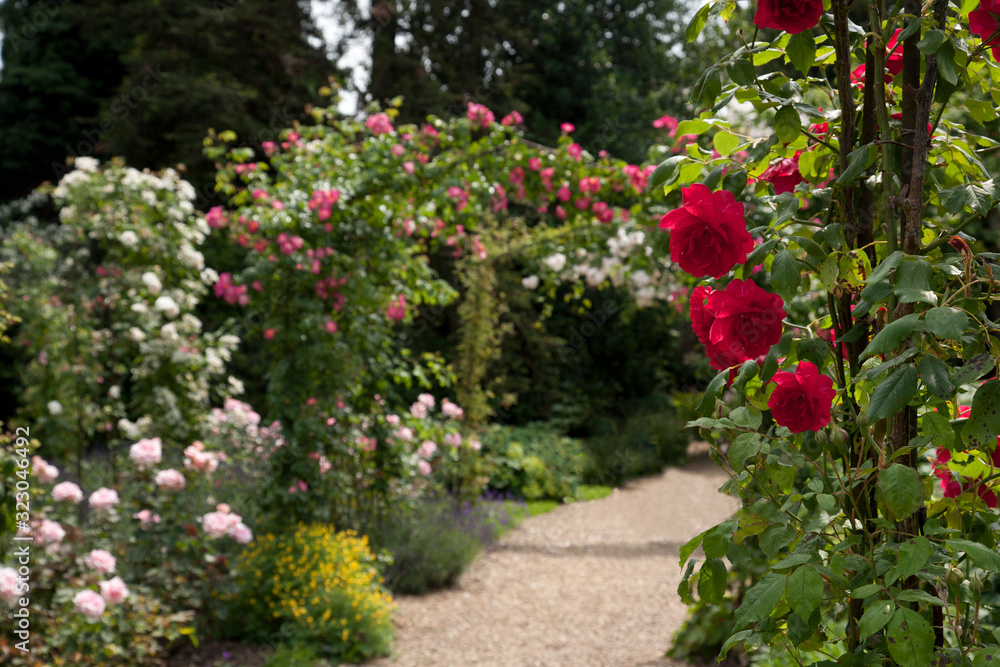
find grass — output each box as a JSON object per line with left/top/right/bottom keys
{"left": 494, "top": 485, "right": 612, "bottom": 537}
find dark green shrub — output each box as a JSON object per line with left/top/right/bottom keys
{"left": 480, "top": 422, "right": 584, "bottom": 501}
{"left": 363, "top": 495, "right": 515, "bottom": 595}
{"left": 582, "top": 393, "right": 693, "bottom": 485}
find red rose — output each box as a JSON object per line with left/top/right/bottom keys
{"left": 759, "top": 155, "right": 804, "bottom": 194}
{"left": 754, "top": 0, "right": 823, "bottom": 34}
{"left": 689, "top": 279, "right": 785, "bottom": 370}
{"left": 767, "top": 360, "right": 836, "bottom": 433}
{"left": 850, "top": 30, "right": 904, "bottom": 86}
{"left": 971, "top": 1, "right": 1000, "bottom": 62}
{"left": 660, "top": 184, "right": 753, "bottom": 279}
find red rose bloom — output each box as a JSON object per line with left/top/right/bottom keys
{"left": 689, "top": 279, "right": 785, "bottom": 370}
{"left": 850, "top": 29, "right": 904, "bottom": 86}
{"left": 932, "top": 405, "right": 1000, "bottom": 507}
{"left": 971, "top": 0, "right": 1000, "bottom": 62}
{"left": 660, "top": 183, "right": 753, "bottom": 279}
{"left": 754, "top": 0, "right": 823, "bottom": 34}
{"left": 759, "top": 155, "right": 804, "bottom": 195}
{"left": 767, "top": 361, "right": 836, "bottom": 433}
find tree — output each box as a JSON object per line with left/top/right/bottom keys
{"left": 335, "top": 0, "right": 744, "bottom": 163}
{"left": 0, "top": 0, "right": 335, "bottom": 202}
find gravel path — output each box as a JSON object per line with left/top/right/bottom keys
{"left": 369, "top": 443, "right": 739, "bottom": 666}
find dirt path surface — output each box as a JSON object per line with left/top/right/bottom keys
{"left": 369, "top": 444, "right": 739, "bottom": 667}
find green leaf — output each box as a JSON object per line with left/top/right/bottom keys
{"left": 921, "top": 411, "right": 955, "bottom": 450}
{"left": 918, "top": 355, "right": 954, "bottom": 400}
{"left": 859, "top": 600, "right": 895, "bottom": 642}
{"left": 771, "top": 192, "right": 801, "bottom": 226}
{"left": 770, "top": 250, "right": 801, "bottom": 301}
{"left": 867, "top": 365, "right": 918, "bottom": 422}
{"left": 774, "top": 106, "right": 801, "bottom": 144}
{"left": 698, "top": 558, "right": 728, "bottom": 604}
{"left": 895, "top": 589, "right": 944, "bottom": 606}
{"left": 917, "top": 30, "right": 945, "bottom": 54}
{"left": 893, "top": 259, "right": 937, "bottom": 305}
{"left": 697, "top": 370, "right": 729, "bottom": 415}
{"left": 728, "top": 432, "right": 762, "bottom": 470}
{"left": 925, "top": 307, "right": 969, "bottom": 340}
{"left": 734, "top": 572, "right": 786, "bottom": 630}
{"left": 898, "top": 17, "right": 921, "bottom": 41}
{"left": 887, "top": 607, "right": 935, "bottom": 667}
{"left": 730, "top": 406, "right": 763, "bottom": 430}
{"left": 836, "top": 144, "right": 874, "bottom": 185}
{"left": 947, "top": 539, "right": 1000, "bottom": 572}
{"left": 686, "top": 1, "right": 712, "bottom": 42}
{"left": 961, "top": 379, "right": 1000, "bottom": 450}
{"left": 680, "top": 530, "right": 706, "bottom": 568}
{"left": 868, "top": 250, "right": 905, "bottom": 284}
{"left": 745, "top": 238, "right": 779, "bottom": 271}
{"left": 896, "top": 537, "right": 932, "bottom": 581}
{"left": 937, "top": 39, "right": 959, "bottom": 85}
{"left": 797, "top": 337, "right": 829, "bottom": 367}
{"left": 760, "top": 523, "right": 795, "bottom": 559}
{"left": 703, "top": 521, "right": 736, "bottom": 559}
{"left": 733, "top": 360, "right": 759, "bottom": 393}
{"left": 786, "top": 566, "right": 823, "bottom": 621}
{"left": 861, "top": 313, "right": 921, "bottom": 360}
{"left": 952, "top": 353, "right": 996, "bottom": 387}
{"left": 878, "top": 463, "right": 924, "bottom": 522}
{"left": 786, "top": 31, "right": 816, "bottom": 74}
{"left": 851, "top": 584, "right": 882, "bottom": 599}
{"left": 722, "top": 168, "right": 748, "bottom": 197}
{"left": 839, "top": 250, "right": 872, "bottom": 288}
{"left": 714, "top": 130, "right": 742, "bottom": 157}
{"left": 719, "top": 630, "right": 754, "bottom": 658}
{"left": 647, "top": 156, "right": 686, "bottom": 191}
{"left": 860, "top": 281, "right": 893, "bottom": 302}
{"left": 729, "top": 59, "right": 756, "bottom": 87}
{"left": 819, "top": 256, "right": 839, "bottom": 292}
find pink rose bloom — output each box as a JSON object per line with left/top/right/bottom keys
{"left": 396, "top": 427, "right": 414, "bottom": 442}
{"left": 0, "top": 567, "right": 20, "bottom": 604}
{"left": 154, "top": 469, "right": 186, "bottom": 491}
{"left": 417, "top": 460, "right": 432, "bottom": 476}
{"left": 365, "top": 113, "right": 394, "bottom": 135}
{"left": 201, "top": 511, "right": 242, "bottom": 538}
{"left": 418, "top": 393, "right": 436, "bottom": 408}
{"left": 52, "top": 481, "right": 83, "bottom": 504}
{"left": 444, "top": 432, "right": 462, "bottom": 447}
{"left": 467, "top": 439, "right": 482, "bottom": 451}
{"left": 529, "top": 157, "right": 542, "bottom": 171}
{"left": 32, "top": 456, "right": 59, "bottom": 483}
{"left": 386, "top": 414, "right": 400, "bottom": 425}
{"left": 386, "top": 294, "right": 407, "bottom": 322}
{"left": 133, "top": 509, "right": 160, "bottom": 524}
{"left": 410, "top": 402, "right": 428, "bottom": 419}
{"left": 88, "top": 487, "right": 120, "bottom": 510}
{"left": 501, "top": 110, "right": 523, "bottom": 126}
{"left": 84, "top": 549, "right": 116, "bottom": 575}
{"left": 99, "top": 577, "right": 129, "bottom": 605}
{"left": 229, "top": 523, "right": 253, "bottom": 544}
{"left": 441, "top": 399, "right": 464, "bottom": 419}
{"left": 129, "top": 437, "right": 162, "bottom": 468}
{"left": 567, "top": 143, "right": 583, "bottom": 159}
{"left": 467, "top": 102, "right": 495, "bottom": 128}
{"left": 73, "top": 589, "right": 106, "bottom": 620}
{"left": 184, "top": 442, "right": 219, "bottom": 474}
{"left": 419, "top": 440, "right": 438, "bottom": 458}
{"left": 560, "top": 122, "right": 575, "bottom": 133}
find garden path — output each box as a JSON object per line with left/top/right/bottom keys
{"left": 369, "top": 442, "right": 739, "bottom": 666}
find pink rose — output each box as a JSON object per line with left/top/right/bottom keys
{"left": 0, "top": 567, "right": 20, "bottom": 604}
{"left": 129, "top": 437, "right": 162, "bottom": 468}
{"left": 88, "top": 488, "right": 120, "bottom": 510}
{"left": 52, "top": 481, "right": 83, "bottom": 504}
{"left": 155, "top": 469, "right": 186, "bottom": 491}
{"left": 417, "top": 460, "right": 432, "bottom": 476}
{"left": 73, "top": 589, "right": 106, "bottom": 620}
{"left": 99, "top": 577, "right": 129, "bottom": 605}
{"left": 84, "top": 549, "right": 116, "bottom": 575}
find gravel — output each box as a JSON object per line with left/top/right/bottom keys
{"left": 369, "top": 443, "right": 739, "bottom": 666}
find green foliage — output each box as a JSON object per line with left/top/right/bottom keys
{"left": 232, "top": 524, "right": 394, "bottom": 662}
{"left": 361, "top": 496, "right": 512, "bottom": 595}
{"left": 264, "top": 644, "right": 330, "bottom": 667}
{"left": 582, "top": 393, "right": 692, "bottom": 485}
{"left": 480, "top": 423, "right": 584, "bottom": 501}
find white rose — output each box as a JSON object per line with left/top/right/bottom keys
{"left": 74, "top": 157, "right": 99, "bottom": 172}
{"left": 154, "top": 296, "right": 180, "bottom": 319}
{"left": 120, "top": 231, "right": 139, "bottom": 248}
{"left": 521, "top": 275, "right": 539, "bottom": 290}
{"left": 127, "top": 327, "right": 146, "bottom": 342}
{"left": 141, "top": 272, "right": 162, "bottom": 295}
{"left": 160, "top": 323, "right": 180, "bottom": 344}
{"left": 47, "top": 400, "right": 63, "bottom": 416}
{"left": 543, "top": 253, "right": 567, "bottom": 272}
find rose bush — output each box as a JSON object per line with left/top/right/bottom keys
{"left": 664, "top": 0, "right": 1000, "bottom": 663}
